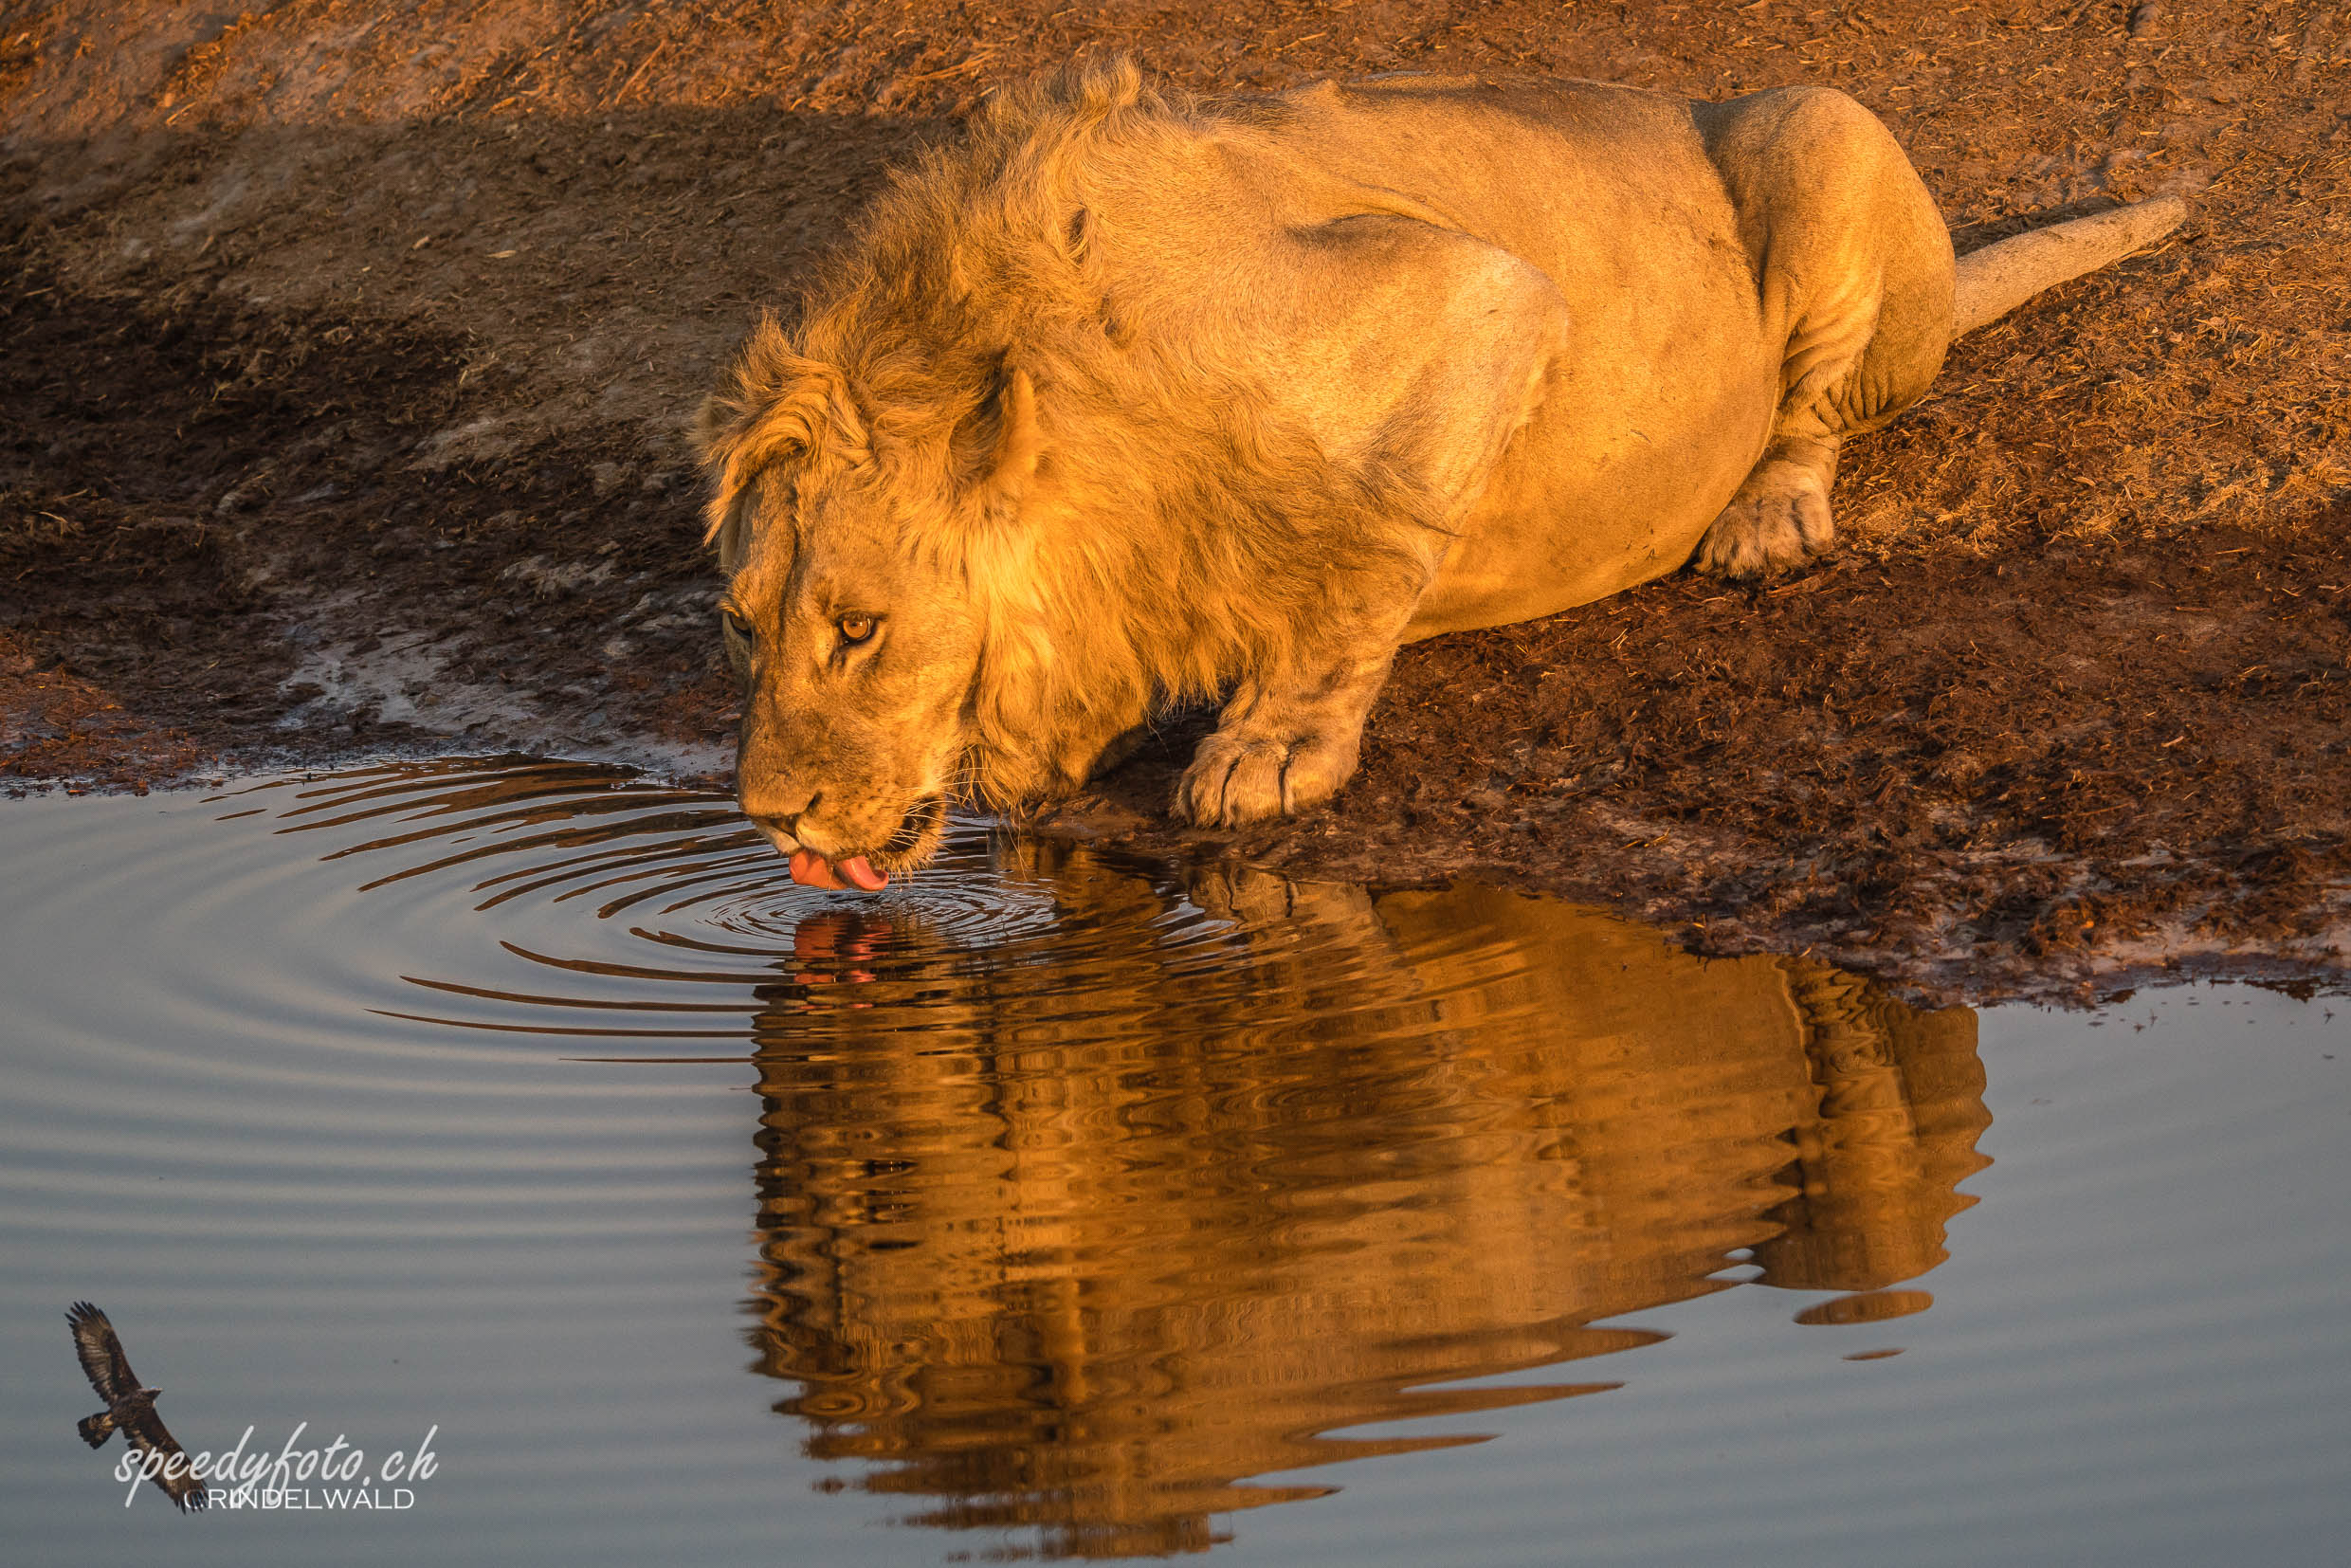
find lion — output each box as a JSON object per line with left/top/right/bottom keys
{"left": 695, "top": 59, "right": 2184, "bottom": 890}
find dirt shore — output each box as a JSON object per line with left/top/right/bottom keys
{"left": 3, "top": 1, "right": 2346, "bottom": 998}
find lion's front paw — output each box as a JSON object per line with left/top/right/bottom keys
{"left": 1695, "top": 459, "right": 1835, "bottom": 579}
{"left": 1173, "top": 731, "right": 1357, "bottom": 827}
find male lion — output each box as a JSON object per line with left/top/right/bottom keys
{"left": 697, "top": 59, "right": 2182, "bottom": 890}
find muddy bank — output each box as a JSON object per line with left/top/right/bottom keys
{"left": 1070, "top": 521, "right": 2351, "bottom": 1000}
{"left": 3, "top": 1, "right": 2347, "bottom": 997}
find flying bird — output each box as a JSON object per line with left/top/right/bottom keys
{"left": 67, "top": 1301, "right": 207, "bottom": 1511}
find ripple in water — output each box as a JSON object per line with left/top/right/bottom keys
{"left": 249, "top": 757, "right": 1067, "bottom": 1047}
{"left": 238, "top": 757, "right": 1557, "bottom": 1060}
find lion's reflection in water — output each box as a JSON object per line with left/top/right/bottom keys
{"left": 269, "top": 762, "right": 1984, "bottom": 1558}
{"left": 742, "top": 848, "right": 1988, "bottom": 1559}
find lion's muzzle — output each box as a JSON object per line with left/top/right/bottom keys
{"left": 755, "top": 794, "right": 948, "bottom": 893}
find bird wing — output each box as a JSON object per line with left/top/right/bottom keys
{"left": 121, "top": 1405, "right": 206, "bottom": 1512}
{"left": 65, "top": 1301, "right": 138, "bottom": 1405}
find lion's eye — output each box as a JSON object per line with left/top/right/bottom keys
{"left": 837, "top": 615, "right": 876, "bottom": 646}
{"left": 721, "top": 608, "right": 754, "bottom": 641}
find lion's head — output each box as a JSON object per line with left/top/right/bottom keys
{"left": 695, "top": 59, "right": 1409, "bottom": 891}
{"left": 696, "top": 318, "right": 1050, "bottom": 891}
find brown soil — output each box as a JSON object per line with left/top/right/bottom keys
{"left": 3, "top": 1, "right": 2347, "bottom": 999}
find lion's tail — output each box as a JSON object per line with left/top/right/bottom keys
{"left": 1950, "top": 194, "right": 2187, "bottom": 337}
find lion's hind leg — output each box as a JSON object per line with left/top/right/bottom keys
{"left": 1693, "top": 258, "right": 1899, "bottom": 579}
{"left": 1692, "top": 85, "right": 1956, "bottom": 580}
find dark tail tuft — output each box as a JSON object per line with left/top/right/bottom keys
{"left": 77, "top": 1412, "right": 113, "bottom": 1448}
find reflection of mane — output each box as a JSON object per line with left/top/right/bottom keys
{"left": 743, "top": 853, "right": 1989, "bottom": 1559}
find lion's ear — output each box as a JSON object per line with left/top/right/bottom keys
{"left": 692, "top": 393, "right": 752, "bottom": 570}
{"left": 704, "top": 480, "right": 756, "bottom": 574}
{"left": 964, "top": 367, "right": 1043, "bottom": 520}
{"left": 690, "top": 391, "right": 738, "bottom": 466}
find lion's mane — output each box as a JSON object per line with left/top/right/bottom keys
{"left": 696, "top": 58, "right": 1432, "bottom": 808}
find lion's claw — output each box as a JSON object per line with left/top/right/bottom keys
{"left": 1696, "top": 457, "right": 1835, "bottom": 579}
{"left": 1175, "top": 732, "right": 1354, "bottom": 827}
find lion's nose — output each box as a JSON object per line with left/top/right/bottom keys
{"left": 740, "top": 783, "right": 819, "bottom": 826}
{"left": 744, "top": 811, "right": 800, "bottom": 858}
{"left": 738, "top": 779, "right": 819, "bottom": 856}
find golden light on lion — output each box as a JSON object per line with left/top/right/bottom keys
{"left": 696, "top": 58, "right": 2183, "bottom": 891}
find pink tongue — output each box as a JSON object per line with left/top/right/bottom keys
{"left": 787, "top": 848, "right": 844, "bottom": 889}
{"left": 788, "top": 847, "right": 887, "bottom": 892}
{"left": 836, "top": 855, "right": 889, "bottom": 892}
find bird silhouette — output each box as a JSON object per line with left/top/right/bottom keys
{"left": 67, "top": 1301, "right": 206, "bottom": 1511}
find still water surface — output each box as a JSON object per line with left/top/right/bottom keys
{"left": 3, "top": 758, "right": 2346, "bottom": 1563}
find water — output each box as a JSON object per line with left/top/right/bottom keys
{"left": 2, "top": 757, "right": 2346, "bottom": 1563}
